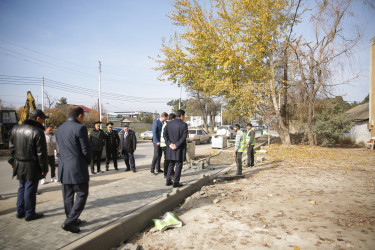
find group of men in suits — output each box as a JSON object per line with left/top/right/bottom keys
{"left": 9, "top": 107, "right": 188, "bottom": 234}
{"left": 151, "top": 110, "right": 188, "bottom": 188}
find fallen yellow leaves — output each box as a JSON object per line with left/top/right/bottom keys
{"left": 264, "top": 145, "right": 374, "bottom": 170}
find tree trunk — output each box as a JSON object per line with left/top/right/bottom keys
{"left": 209, "top": 113, "right": 215, "bottom": 133}
{"left": 305, "top": 103, "right": 316, "bottom": 145}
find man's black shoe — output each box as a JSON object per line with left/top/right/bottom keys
{"left": 106, "top": 168, "right": 109, "bottom": 171}
{"left": 25, "top": 213, "right": 44, "bottom": 221}
{"left": 166, "top": 181, "right": 173, "bottom": 186}
{"left": 125, "top": 169, "right": 130, "bottom": 172}
{"left": 75, "top": 219, "right": 85, "bottom": 225}
{"left": 91, "top": 171, "right": 96, "bottom": 174}
{"left": 173, "top": 183, "right": 183, "bottom": 188}
{"left": 157, "top": 170, "right": 164, "bottom": 173}
{"left": 115, "top": 168, "right": 119, "bottom": 171}
{"left": 132, "top": 169, "right": 136, "bottom": 173}
{"left": 62, "top": 223, "right": 80, "bottom": 233}
{"left": 16, "top": 213, "right": 25, "bottom": 219}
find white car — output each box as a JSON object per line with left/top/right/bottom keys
{"left": 216, "top": 125, "right": 235, "bottom": 138}
{"left": 188, "top": 129, "right": 211, "bottom": 145}
{"left": 140, "top": 129, "right": 153, "bottom": 140}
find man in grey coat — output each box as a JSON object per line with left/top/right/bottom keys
{"left": 164, "top": 110, "right": 188, "bottom": 188}
{"left": 56, "top": 107, "right": 92, "bottom": 233}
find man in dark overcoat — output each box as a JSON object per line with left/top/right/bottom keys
{"left": 8, "top": 109, "right": 49, "bottom": 221}
{"left": 119, "top": 125, "right": 137, "bottom": 172}
{"left": 56, "top": 107, "right": 92, "bottom": 233}
{"left": 163, "top": 109, "right": 188, "bottom": 188}
{"left": 89, "top": 121, "right": 105, "bottom": 174}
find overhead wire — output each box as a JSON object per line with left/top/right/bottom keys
{"left": 0, "top": 38, "right": 97, "bottom": 71}
{"left": 0, "top": 46, "right": 99, "bottom": 78}
{"left": 0, "top": 74, "right": 173, "bottom": 104}
{"left": 0, "top": 39, "right": 168, "bottom": 87}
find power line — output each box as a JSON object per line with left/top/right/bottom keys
{"left": 0, "top": 47, "right": 98, "bottom": 78}
{"left": 0, "top": 75, "right": 174, "bottom": 104}
{"left": 0, "top": 39, "right": 168, "bottom": 87}
{"left": 0, "top": 38, "right": 97, "bottom": 71}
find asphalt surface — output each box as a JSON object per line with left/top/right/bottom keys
{"left": 0, "top": 132, "right": 270, "bottom": 249}
{"left": 0, "top": 141, "right": 226, "bottom": 249}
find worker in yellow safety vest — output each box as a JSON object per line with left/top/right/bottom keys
{"left": 232, "top": 124, "right": 246, "bottom": 175}
{"left": 246, "top": 123, "right": 256, "bottom": 167}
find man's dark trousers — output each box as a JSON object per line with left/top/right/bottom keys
{"left": 235, "top": 152, "right": 243, "bottom": 175}
{"left": 166, "top": 161, "right": 183, "bottom": 184}
{"left": 122, "top": 149, "right": 135, "bottom": 171}
{"left": 162, "top": 147, "right": 173, "bottom": 177}
{"left": 91, "top": 150, "right": 102, "bottom": 172}
{"left": 106, "top": 148, "right": 118, "bottom": 170}
{"left": 62, "top": 183, "right": 89, "bottom": 226}
{"left": 151, "top": 143, "right": 162, "bottom": 173}
{"left": 17, "top": 180, "right": 39, "bottom": 218}
{"left": 247, "top": 145, "right": 255, "bottom": 167}
{"left": 47, "top": 155, "right": 56, "bottom": 178}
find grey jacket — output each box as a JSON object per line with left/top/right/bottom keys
{"left": 234, "top": 130, "right": 244, "bottom": 152}
{"left": 45, "top": 132, "right": 57, "bottom": 156}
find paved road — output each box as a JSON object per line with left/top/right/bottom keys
{"left": 0, "top": 141, "right": 153, "bottom": 197}
{"left": 0, "top": 141, "right": 214, "bottom": 203}
{"left": 0, "top": 145, "right": 227, "bottom": 249}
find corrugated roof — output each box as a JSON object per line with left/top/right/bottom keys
{"left": 345, "top": 103, "right": 369, "bottom": 121}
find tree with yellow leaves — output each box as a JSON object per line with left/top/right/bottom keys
{"left": 155, "top": 0, "right": 297, "bottom": 144}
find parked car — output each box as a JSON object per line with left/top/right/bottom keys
{"left": 188, "top": 128, "right": 211, "bottom": 145}
{"left": 140, "top": 129, "right": 153, "bottom": 140}
{"left": 216, "top": 125, "right": 235, "bottom": 138}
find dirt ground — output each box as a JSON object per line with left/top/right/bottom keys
{"left": 128, "top": 145, "right": 375, "bottom": 249}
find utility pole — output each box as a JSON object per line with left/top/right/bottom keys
{"left": 99, "top": 61, "right": 102, "bottom": 128}
{"left": 41, "top": 76, "right": 44, "bottom": 111}
{"left": 179, "top": 85, "right": 182, "bottom": 110}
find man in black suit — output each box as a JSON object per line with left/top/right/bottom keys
{"left": 105, "top": 122, "right": 120, "bottom": 171}
{"left": 163, "top": 110, "right": 188, "bottom": 188}
{"left": 56, "top": 107, "right": 92, "bottom": 233}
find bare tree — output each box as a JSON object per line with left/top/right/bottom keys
{"left": 44, "top": 92, "right": 56, "bottom": 110}
{"left": 186, "top": 90, "right": 220, "bottom": 133}
{"left": 288, "top": 0, "right": 360, "bottom": 145}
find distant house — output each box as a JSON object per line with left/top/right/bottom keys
{"left": 107, "top": 111, "right": 159, "bottom": 127}
{"left": 189, "top": 115, "right": 222, "bottom": 127}
{"left": 345, "top": 103, "right": 370, "bottom": 144}
{"left": 121, "top": 117, "right": 140, "bottom": 126}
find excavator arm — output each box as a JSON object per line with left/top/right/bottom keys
{"left": 18, "top": 91, "right": 36, "bottom": 124}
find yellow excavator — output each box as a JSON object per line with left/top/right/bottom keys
{"left": 18, "top": 91, "right": 36, "bottom": 125}
{"left": 0, "top": 91, "right": 36, "bottom": 148}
